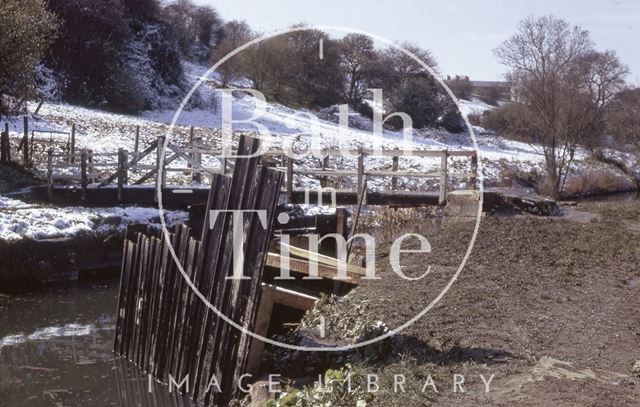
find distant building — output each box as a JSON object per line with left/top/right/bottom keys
{"left": 468, "top": 80, "right": 513, "bottom": 102}
{"left": 444, "top": 76, "right": 514, "bottom": 103}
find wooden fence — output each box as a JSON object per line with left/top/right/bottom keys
{"left": 270, "top": 147, "right": 478, "bottom": 205}
{"left": 45, "top": 144, "right": 477, "bottom": 206}
{"left": 114, "top": 135, "right": 283, "bottom": 406}
{"left": 45, "top": 134, "right": 227, "bottom": 201}
{"left": 1, "top": 118, "right": 479, "bottom": 205}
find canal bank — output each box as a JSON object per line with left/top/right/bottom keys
{"left": 1, "top": 198, "right": 638, "bottom": 406}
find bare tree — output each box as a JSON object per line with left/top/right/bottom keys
{"left": 338, "top": 33, "right": 376, "bottom": 102}
{"left": 0, "top": 0, "right": 58, "bottom": 114}
{"left": 495, "top": 15, "right": 597, "bottom": 198}
{"left": 210, "top": 20, "right": 252, "bottom": 86}
{"left": 193, "top": 6, "right": 223, "bottom": 48}
{"left": 606, "top": 88, "right": 640, "bottom": 152}
{"left": 373, "top": 42, "right": 438, "bottom": 112}
{"left": 572, "top": 50, "right": 628, "bottom": 151}
{"left": 447, "top": 75, "right": 472, "bottom": 100}
{"left": 576, "top": 50, "right": 629, "bottom": 111}
{"left": 162, "top": 0, "right": 194, "bottom": 40}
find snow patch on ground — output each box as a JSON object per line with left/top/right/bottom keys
{"left": 0, "top": 196, "right": 186, "bottom": 241}
{"left": 458, "top": 97, "right": 495, "bottom": 116}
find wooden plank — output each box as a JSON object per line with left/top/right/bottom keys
{"left": 470, "top": 154, "right": 478, "bottom": 190}
{"left": 114, "top": 239, "right": 133, "bottom": 354}
{"left": 267, "top": 147, "right": 473, "bottom": 158}
{"left": 130, "top": 235, "right": 149, "bottom": 365}
{"left": 366, "top": 170, "right": 440, "bottom": 177}
{"left": 287, "top": 156, "right": 293, "bottom": 200}
{"left": 185, "top": 174, "right": 232, "bottom": 398}
{"left": 347, "top": 177, "right": 368, "bottom": 257}
{"left": 69, "top": 124, "right": 75, "bottom": 164}
{"left": 160, "top": 224, "right": 190, "bottom": 381}
{"left": 392, "top": 156, "right": 398, "bottom": 191}
{"left": 134, "top": 126, "right": 140, "bottom": 155}
{"left": 47, "top": 150, "right": 53, "bottom": 201}
{"left": 117, "top": 149, "right": 126, "bottom": 202}
{"left": 268, "top": 244, "right": 366, "bottom": 279}
{"left": 155, "top": 137, "right": 166, "bottom": 203}
{"left": 439, "top": 151, "right": 448, "bottom": 205}
{"left": 357, "top": 151, "right": 364, "bottom": 200}
{"left": 293, "top": 169, "right": 358, "bottom": 176}
{"left": 148, "top": 232, "right": 170, "bottom": 376}
{"left": 99, "top": 139, "right": 158, "bottom": 186}
{"left": 245, "top": 285, "right": 275, "bottom": 376}
{"left": 171, "top": 239, "right": 201, "bottom": 382}
{"left": 23, "top": 116, "right": 28, "bottom": 164}
{"left": 217, "top": 166, "right": 283, "bottom": 405}
{"left": 122, "top": 233, "right": 144, "bottom": 358}
{"left": 266, "top": 253, "right": 358, "bottom": 284}
{"left": 266, "top": 252, "right": 366, "bottom": 284}
{"left": 271, "top": 285, "right": 318, "bottom": 310}
{"left": 80, "top": 150, "right": 87, "bottom": 201}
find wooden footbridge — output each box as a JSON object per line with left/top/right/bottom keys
{"left": 2, "top": 119, "right": 478, "bottom": 207}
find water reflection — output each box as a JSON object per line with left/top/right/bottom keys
{"left": 0, "top": 283, "right": 193, "bottom": 407}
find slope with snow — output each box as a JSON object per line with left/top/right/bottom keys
{"left": 1, "top": 60, "right": 633, "bottom": 241}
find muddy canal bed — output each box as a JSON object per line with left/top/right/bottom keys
{"left": 0, "top": 199, "right": 638, "bottom": 406}
{"left": 343, "top": 200, "right": 640, "bottom": 406}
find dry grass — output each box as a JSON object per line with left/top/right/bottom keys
{"left": 563, "top": 168, "right": 634, "bottom": 198}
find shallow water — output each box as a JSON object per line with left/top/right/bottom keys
{"left": 0, "top": 282, "right": 192, "bottom": 406}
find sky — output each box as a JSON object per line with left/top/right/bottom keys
{"left": 192, "top": 0, "right": 640, "bottom": 83}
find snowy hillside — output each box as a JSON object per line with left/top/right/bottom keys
{"left": 1, "top": 59, "right": 617, "bottom": 188}
{"left": 0, "top": 62, "right": 551, "bottom": 190}
{"left": 1, "top": 61, "right": 635, "bottom": 241}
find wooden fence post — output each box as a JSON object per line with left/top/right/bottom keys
{"left": 439, "top": 150, "right": 448, "bottom": 205}
{"left": 4, "top": 123, "right": 8, "bottom": 163}
{"left": 118, "top": 148, "right": 126, "bottom": 202}
{"left": 80, "top": 149, "right": 88, "bottom": 201}
{"left": 123, "top": 150, "right": 129, "bottom": 185}
{"left": 470, "top": 153, "right": 478, "bottom": 190}
{"left": 1, "top": 129, "right": 9, "bottom": 164}
{"left": 155, "top": 136, "right": 165, "bottom": 202}
{"left": 357, "top": 149, "right": 366, "bottom": 205}
{"left": 186, "top": 126, "right": 194, "bottom": 177}
{"left": 391, "top": 155, "right": 399, "bottom": 191}
{"left": 333, "top": 207, "right": 349, "bottom": 295}
{"left": 87, "top": 149, "right": 94, "bottom": 183}
{"left": 286, "top": 156, "right": 294, "bottom": 201}
{"left": 192, "top": 136, "right": 202, "bottom": 183}
{"left": 69, "top": 123, "right": 76, "bottom": 163}
{"left": 22, "top": 115, "right": 29, "bottom": 165}
{"left": 47, "top": 149, "right": 53, "bottom": 201}
{"left": 4, "top": 122, "right": 11, "bottom": 162}
{"left": 134, "top": 126, "right": 140, "bottom": 157}
{"left": 3, "top": 123, "right": 8, "bottom": 162}
{"left": 321, "top": 156, "right": 329, "bottom": 188}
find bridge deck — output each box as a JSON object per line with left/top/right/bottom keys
{"left": 288, "top": 190, "right": 440, "bottom": 206}
{"left": 31, "top": 185, "right": 442, "bottom": 208}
